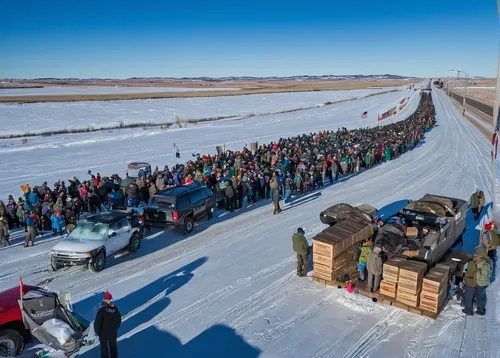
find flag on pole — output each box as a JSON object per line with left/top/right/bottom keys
{"left": 174, "top": 143, "right": 180, "bottom": 159}
{"left": 361, "top": 111, "right": 368, "bottom": 119}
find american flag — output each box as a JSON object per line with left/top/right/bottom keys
{"left": 361, "top": 111, "right": 368, "bottom": 119}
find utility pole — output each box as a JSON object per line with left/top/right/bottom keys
{"left": 449, "top": 69, "right": 469, "bottom": 116}
{"left": 492, "top": 0, "right": 500, "bottom": 221}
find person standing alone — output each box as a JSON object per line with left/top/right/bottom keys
{"left": 94, "top": 291, "right": 122, "bottom": 358}
{"left": 292, "top": 228, "right": 310, "bottom": 277}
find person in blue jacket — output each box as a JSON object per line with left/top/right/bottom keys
{"left": 51, "top": 210, "right": 64, "bottom": 235}
{"left": 28, "top": 187, "right": 39, "bottom": 206}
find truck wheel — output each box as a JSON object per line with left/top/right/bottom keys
{"left": 0, "top": 329, "right": 24, "bottom": 357}
{"left": 50, "top": 260, "right": 62, "bottom": 272}
{"left": 129, "top": 234, "right": 141, "bottom": 252}
{"left": 90, "top": 252, "right": 106, "bottom": 272}
{"left": 184, "top": 217, "right": 194, "bottom": 234}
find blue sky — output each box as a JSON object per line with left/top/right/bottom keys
{"left": 1, "top": 0, "right": 498, "bottom": 79}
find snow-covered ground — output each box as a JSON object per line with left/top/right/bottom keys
{"left": 0, "top": 86, "right": 239, "bottom": 96}
{"left": 0, "top": 86, "right": 421, "bottom": 199}
{"left": 1, "top": 87, "right": 497, "bottom": 358}
{"left": 0, "top": 86, "right": 411, "bottom": 136}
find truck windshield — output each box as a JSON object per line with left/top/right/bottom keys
{"left": 68, "top": 222, "right": 109, "bottom": 241}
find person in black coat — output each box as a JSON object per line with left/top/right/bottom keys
{"left": 94, "top": 291, "right": 121, "bottom": 358}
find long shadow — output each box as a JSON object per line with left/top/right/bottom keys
{"left": 75, "top": 256, "right": 207, "bottom": 322}
{"left": 77, "top": 255, "right": 260, "bottom": 358}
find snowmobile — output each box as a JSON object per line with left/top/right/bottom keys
{"left": 18, "top": 285, "right": 93, "bottom": 358}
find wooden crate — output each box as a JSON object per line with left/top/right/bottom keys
{"left": 382, "top": 256, "right": 408, "bottom": 284}
{"left": 380, "top": 280, "right": 397, "bottom": 298}
{"left": 397, "top": 280, "right": 422, "bottom": 294}
{"left": 422, "top": 268, "right": 449, "bottom": 295}
{"left": 312, "top": 262, "right": 336, "bottom": 281}
{"left": 313, "top": 219, "right": 373, "bottom": 258}
{"left": 397, "top": 287, "right": 421, "bottom": 308}
{"left": 313, "top": 253, "right": 334, "bottom": 269}
{"left": 434, "top": 263, "right": 455, "bottom": 281}
{"left": 420, "top": 286, "right": 448, "bottom": 313}
{"left": 399, "top": 261, "right": 427, "bottom": 281}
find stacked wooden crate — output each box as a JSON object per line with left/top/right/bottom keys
{"left": 313, "top": 219, "right": 373, "bottom": 282}
{"left": 380, "top": 256, "right": 407, "bottom": 298}
{"left": 396, "top": 261, "right": 427, "bottom": 307}
{"left": 420, "top": 267, "right": 449, "bottom": 313}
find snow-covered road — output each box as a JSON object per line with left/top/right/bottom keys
{"left": 2, "top": 87, "right": 498, "bottom": 357}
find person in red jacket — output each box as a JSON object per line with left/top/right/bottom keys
{"left": 94, "top": 291, "right": 122, "bottom": 358}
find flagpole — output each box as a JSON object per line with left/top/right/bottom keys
{"left": 492, "top": 0, "right": 500, "bottom": 221}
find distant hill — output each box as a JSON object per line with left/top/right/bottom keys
{"left": 2, "top": 74, "right": 416, "bottom": 82}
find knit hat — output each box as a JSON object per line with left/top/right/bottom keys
{"left": 297, "top": 227, "right": 305, "bottom": 235}
{"left": 485, "top": 221, "right": 493, "bottom": 231}
{"left": 104, "top": 290, "right": 113, "bottom": 302}
{"left": 475, "top": 247, "right": 488, "bottom": 258}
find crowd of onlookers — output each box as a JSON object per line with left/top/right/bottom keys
{"left": 0, "top": 92, "right": 435, "bottom": 246}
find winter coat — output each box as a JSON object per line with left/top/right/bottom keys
{"left": 359, "top": 242, "right": 373, "bottom": 264}
{"left": 225, "top": 183, "right": 235, "bottom": 199}
{"left": 26, "top": 215, "right": 37, "bottom": 228}
{"left": 0, "top": 219, "right": 9, "bottom": 247}
{"left": 94, "top": 303, "right": 122, "bottom": 341}
{"left": 109, "top": 192, "right": 125, "bottom": 209}
{"left": 51, "top": 215, "right": 64, "bottom": 230}
{"left": 470, "top": 193, "right": 480, "bottom": 209}
{"left": 366, "top": 251, "right": 383, "bottom": 276}
{"left": 148, "top": 184, "right": 157, "bottom": 198}
{"left": 16, "top": 206, "right": 25, "bottom": 224}
{"left": 29, "top": 192, "right": 39, "bottom": 205}
{"left": 292, "top": 233, "right": 309, "bottom": 255}
{"left": 270, "top": 177, "right": 279, "bottom": 191}
{"left": 284, "top": 178, "right": 293, "bottom": 190}
{"left": 272, "top": 187, "right": 280, "bottom": 202}
{"left": 127, "top": 184, "right": 139, "bottom": 199}
{"left": 464, "top": 259, "right": 478, "bottom": 287}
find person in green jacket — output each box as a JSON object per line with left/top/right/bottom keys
{"left": 292, "top": 228, "right": 310, "bottom": 277}
{"left": 463, "top": 247, "right": 493, "bottom": 316}
{"left": 384, "top": 147, "right": 391, "bottom": 161}
{"left": 364, "top": 152, "right": 372, "bottom": 169}
{"left": 358, "top": 239, "right": 373, "bottom": 281}
{"left": 470, "top": 189, "right": 485, "bottom": 221}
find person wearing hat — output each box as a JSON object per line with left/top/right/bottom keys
{"left": 366, "top": 246, "right": 383, "bottom": 292}
{"left": 358, "top": 238, "right": 373, "bottom": 281}
{"left": 51, "top": 210, "right": 64, "bottom": 236}
{"left": 462, "top": 247, "right": 493, "bottom": 316}
{"left": 94, "top": 290, "right": 121, "bottom": 358}
{"left": 292, "top": 228, "right": 310, "bottom": 277}
{"left": 0, "top": 215, "right": 10, "bottom": 247}
{"left": 24, "top": 210, "right": 38, "bottom": 247}
{"left": 480, "top": 220, "right": 500, "bottom": 259}
{"left": 470, "top": 189, "right": 485, "bottom": 221}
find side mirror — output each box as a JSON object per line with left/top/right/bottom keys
{"left": 109, "top": 232, "right": 117, "bottom": 238}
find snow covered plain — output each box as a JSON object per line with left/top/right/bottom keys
{"left": 1, "top": 86, "right": 497, "bottom": 358}
{"left": 0, "top": 86, "right": 239, "bottom": 97}
{"left": 0, "top": 86, "right": 406, "bottom": 136}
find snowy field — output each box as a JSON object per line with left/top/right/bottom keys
{"left": 0, "top": 86, "right": 421, "bottom": 199}
{"left": 1, "top": 87, "right": 498, "bottom": 358}
{"left": 0, "top": 86, "right": 409, "bottom": 136}
{"left": 0, "top": 86, "right": 239, "bottom": 96}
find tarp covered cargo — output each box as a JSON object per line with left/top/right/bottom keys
{"left": 19, "top": 288, "right": 89, "bottom": 355}
{"left": 319, "top": 203, "right": 373, "bottom": 226}
{"left": 127, "top": 162, "right": 151, "bottom": 179}
{"left": 403, "top": 195, "right": 454, "bottom": 218}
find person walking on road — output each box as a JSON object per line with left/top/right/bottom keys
{"left": 292, "top": 228, "right": 310, "bottom": 277}
{"left": 94, "top": 290, "right": 122, "bottom": 358}
{"left": 24, "top": 211, "right": 38, "bottom": 247}
{"left": 0, "top": 216, "right": 10, "bottom": 247}
{"left": 366, "top": 246, "right": 383, "bottom": 292}
{"left": 470, "top": 189, "right": 485, "bottom": 221}
{"left": 462, "top": 247, "right": 493, "bottom": 316}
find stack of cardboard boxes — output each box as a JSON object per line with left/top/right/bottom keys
{"left": 396, "top": 261, "right": 428, "bottom": 307}
{"left": 419, "top": 267, "right": 450, "bottom": 313}
{"left": 312, "top": 219, "right": 373, "bottom": 282}
{"left": 380, "top": 256, "right": 407, "bottom": 298}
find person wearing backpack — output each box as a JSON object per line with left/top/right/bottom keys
{"left": 463, "top": 247, "right": 493, "bottom": 316}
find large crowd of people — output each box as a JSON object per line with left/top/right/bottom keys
{"left": 0, "top": 92, "right": 436, "bottom": 247}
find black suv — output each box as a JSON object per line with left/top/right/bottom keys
{"left": 144, "top": 184, "right": 215, "bottom": 234}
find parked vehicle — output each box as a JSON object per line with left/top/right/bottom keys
{"left": 144, "top": 184, "right": 215, "bottom": 234}
{"left": 127, "top": 162, "right": 151, "bottom": 179}
{"left": 50, "top": 210, "right": 144, "bottom": 272}
{"left": 0, "top": 285, "right": 38, "bottom": 357}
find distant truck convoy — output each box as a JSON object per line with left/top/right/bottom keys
{"left": 319, "top": 194, "right": 467, "bottom": 267}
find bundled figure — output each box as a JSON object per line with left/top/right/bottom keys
{"left": 462, "top": 247, "right": 493, "bottom": 316}
{"left": 292, "top": 227, "right": 310, "bottom": 277}
{"left": 366, "top": 246, "right": 383, "bottom": 292}
{"left": 480, "top": 220, "right": 500, "bottom": 259}
{"left": 24, "top": 211, "right": 38, "bottom": 247}
{"left": 51, "top": 210, "right": 65, "bottom": 235}
{"left": 0, "top": 216, "right": 10, "bottom": 247}
{"left": 470, "top": 189, "right": 485, "bottom": 221}
{"left": 94, "top": 291, "right": 122, "bottom": 358}
{"left": 358, "top": 238, "right": 373, "bottom": 281}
